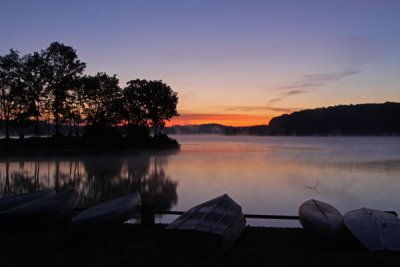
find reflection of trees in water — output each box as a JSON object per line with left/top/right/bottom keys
{"left": 124, "top": 155, "right": 178, "bottom": 211}
{"left": 81, "top": 154, "right": 178, "bottom": 211}
{"left": 1, "top": 161, "right": 40, "bottom": 196}
{"left": 1, "top": 153, "right": 178, "bottom": 212}
{"left": 82, "top": 157, "right": 126, "bottom": 206}
{"left": 140, "top": 168, "right": 178, "bottom": 211}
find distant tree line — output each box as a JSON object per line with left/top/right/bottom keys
{"left": 267, "top": 102, "right": 400, "bottom": 135}
{"left": 0, "top": 42, "right": 179, "bottom": 143}
{"left": 165, "top": 103, "right": 400, "bottom": 136}
{"left": 166, "top": 124, "right": 269, "bottom": 135}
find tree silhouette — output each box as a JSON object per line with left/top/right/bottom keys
{"left": 123, "top": 79, "right": 179, "bottom": 136}
{"left": 81, "top": 73, "right": 122, "bottom": 127}
{"left": 42, "top": 42, "right": 86, "bottom": 136}
{"left": 0, "top": 50, "right": 24, "bottom": 139}
{"left": 143, "top": 80, "right": 179, "bottom": 136}
{"left": 63, "top": 78, "right": 85, "bottom": 137}
{"left": 18, "top": 52, "right": 48, "bottom": 137}
{"left": 0, "top": 42, "right": 180, "bottom": 149}
{"left": 267, "top": 102, "right": 400, "bottom": 135}
{"left": 122, "top": 79, "right": 149, "bottom": 127}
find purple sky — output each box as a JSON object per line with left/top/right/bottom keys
{"left": 1, "top": 0, "right": 399, "bottom": 125}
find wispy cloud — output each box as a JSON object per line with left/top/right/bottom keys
{"left": 267, "top": 90, "right": 307, "bottom": 105}
{"left": 267, "top": 34, "right": 383, "bottom": 105}
{"left": 268, "top": 68, "right": 362, "bottom": 105}
{"left": 279, "top": 68, "right": 361, "bottom": 90}
{"left": 222, "top": 105, "right": 296, "bottom": 113}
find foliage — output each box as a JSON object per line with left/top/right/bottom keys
{"left": 142, "top": 80, "right": 179, "bottom": 135}
{"left": 0, "top": 42, "right": 180, "bottom": 149}
{"left": 41, "top": 42, "right": 86, "bottom": 136}
{"left": 123, "top": 79, "right": 179, "bottom": 136}
{"left": 80, "top": 73, "right": 122, "bottom": 127}
{"left": 122, "top": 79, "right": 149, "bottom": 127}
{"left": 267, "top": 102, "right": 400, "bottom": 135}
{"left": 0, "top": 50, "right": 24, "bottom": 139}
{"left": 18, "top": 52, "right": 49, "bottom": 137}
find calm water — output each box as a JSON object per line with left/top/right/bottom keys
{"left": 1, "top": 135, "right": 400, "bottom": 227}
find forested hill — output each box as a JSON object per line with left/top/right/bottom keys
{"left": 267, "top": 102, "right": 400, "bottom": 135}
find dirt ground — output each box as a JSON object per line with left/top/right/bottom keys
{"left": 1, "top": 224, "right": 399, "bottom": 267}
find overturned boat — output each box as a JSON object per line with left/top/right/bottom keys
{"left": 166, "top": 194, "right": 246, "bottom": 250}
{"left": 69, "top": 192, "right": 141, "bottom": 232}
{"left": 0, "top": 190, "right": 78, "bottom": 229}
{"left": 298, "top": 199, "right": 344, "bottom": 240}
{"left": 344, "top": 208, "right": 400, "bottom": 251}
{"left": 0, "top": 189, "right": 55, "bottom": 212}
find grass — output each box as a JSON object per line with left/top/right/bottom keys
{"left": 1, "top": 224, "right": 400, "bottom": 267}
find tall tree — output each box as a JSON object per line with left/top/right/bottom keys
{"left": 81, "top": 73, "right": 122, "bottom": 127}
{"left": 64, "top": 79, "right": 85, "bottom": 137}
{"left": 42, "top": 42, "right": 86, "bottom": 136}
{"left": 122, "top": 79, "right": 149, "bottom": 126}
{"left": 18, "top": 52, "right": 48, "bottom": 137}
{"left": 143, "top": 80, "right": 179, "bottom": 136}
{"left": 122, "top": 80, "right": 179, "bottom": 136}
{"left": 0, "top": 50, "right": 24, "bottom": 139}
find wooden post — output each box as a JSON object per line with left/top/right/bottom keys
{"left": 141, "top": 205, "right": 155, "bottom": 227}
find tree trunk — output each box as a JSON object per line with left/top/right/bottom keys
{"left": 74, "top": 120, "right": 80, "bottom": 137}
{"left": 36, "top": 116, "right": 40, "bottom": 138}
{"left": 5, "top": 117, "right": 10, "bottom": 139}
{"left": 3, "top": 161, "right": 10, "bottom": 195}
{"left": 54, "top": 113, "right": 60, "bottom": 136}
{"left": 33, "top": 119, "right": 37, "bottom": 138}
{"left": 68, "top": 120, "right": 72, "bottom": 137}
{"left": 47, "top": 118, "right": 50, "bottom": 137}
{"left": 153, "top": 124, "right": 158, "bottom": 137}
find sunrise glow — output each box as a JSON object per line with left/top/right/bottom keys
{"left": 1, "top": 1, "right": 399, "bottom": 126}
{"left": 167, "top": 113, "right": 272, "bottom": 127}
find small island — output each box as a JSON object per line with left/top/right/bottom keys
{"left": 0, "top": 42, "right": 180, "bottom": 154}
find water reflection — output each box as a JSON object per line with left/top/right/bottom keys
{"left": 0, "top": 152, "right": 178, "bottom": 212}
{"left": 1, "top": 136, "right": 400, "bottom": 227}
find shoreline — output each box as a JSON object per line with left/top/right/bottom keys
{"left": 1, "top": 224, "right": 400, "bottom": 266}
{"left": 0, "top": 136, "right": 180, "bottom": 158}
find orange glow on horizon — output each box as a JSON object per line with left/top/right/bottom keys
{"left": 166, "top": 113, "right": 271, "bottom": 127}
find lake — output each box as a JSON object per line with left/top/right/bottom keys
{"left": 1, "top": 135, "right": 400, "bottom": 227}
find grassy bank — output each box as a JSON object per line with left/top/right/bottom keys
{"left": 1, "top": 224, "right": 399, "bottom": 267}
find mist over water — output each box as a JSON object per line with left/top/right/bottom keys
{"left": 1, "top": 135, "right": 400, "bottom": 227}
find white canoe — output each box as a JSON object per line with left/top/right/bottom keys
{"left": 0, "top": 190, "right": 78, "bottom": 229}
{"left": 0, "top": 189, "right": 55, "bottom": 212}
{"left": 166, "top": 194, "right": 246, "bottom": 250}
{"left": 343, "top": 208, "right": 400, "bottom": 251}
{"left": 69, "top": 193, "right": 141, "bottom": 231}
{"left": 298, "top": 199, "right": 344, "bottom": 240}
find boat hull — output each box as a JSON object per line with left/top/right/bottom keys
{"left": 69, "top": 193, "right": 141, "bottom": 232}
{"left": 166, "top": 194, "right": 246, "bottom": 250}
{"left": 298, "top": 199, "right": 344, "bottom": 240}
{"left": 0, "top": 189, "right": 55, "bottom": 212}
{"left": 0, "top": 190, "right": 78, "bottom": 230}
{"left": 344, "top": 208, "right": 400, "bottom": 251}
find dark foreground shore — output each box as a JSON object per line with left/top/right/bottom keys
{"left": 1, "top": 224, "right": 400, "bottom": 267}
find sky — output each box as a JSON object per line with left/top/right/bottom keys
{"left": 1, "top": 0, "right": 400, "bottom": 126}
